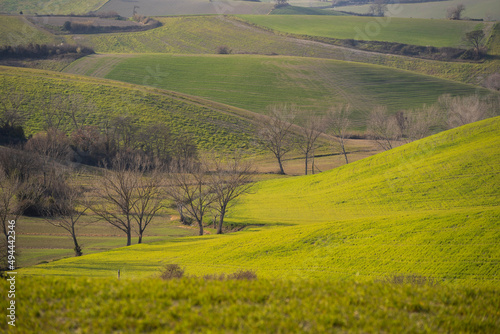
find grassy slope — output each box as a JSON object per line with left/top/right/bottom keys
{"left": 0, "top": 0, "right": 108, "bottom": 14}
{"left": 71, "top": 54, "right": 492, "bottom": 117}
{"left": 0, "top": 15, "right": 61, "bottom": 46}
{"left": 20, "top": 117, "right": 500, "bottom": 286}
{"left": 239, "top": 15, "right": 486, "bottom": 48}
{"left": 1, "top": 14, "right": 497, "bottom": 85}
{"left": 4, "top": 277, "right": 499, "bottom": 333}
{"left": 99, "top": 0, "right": 273, "bottom": 16}
{"left": 0, "top": 65, "right": 261, "bottom": 152}
{"left": 270, "top": 5, "right": 346, "bottom": 15}
{"left": 336, "top": 0, "right": 500, "bottom": 21}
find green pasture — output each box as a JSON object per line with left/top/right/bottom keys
{"left": 90, "top": 54, "right": 489, "bottom": 117}
{"left": 0, "top": 65, "right": 260, "bottom": 152}
{"left": 20, "top": 118, "right": 500, "bottom": 286}
{"left": 270, "top": 5, "right": 346, "bottom": 15}
{"left": 98, "top": 0, "right": 273, "bottom": 17}
{"left": 239, "top": 15, "right": 489, "bottom": 48}
{"left": 0, "top": 0, "right": 108, "bottom": 15}
{"left": 4, "top": 277, "right": 499, "bottom": 333}
{"left": 336, "top": 0, "right": 500, "bottom": 21}
{"left": 16, "top": 216, "right": 199, "bottom": 268}
{"left": 1, "top": 14, "right": 497, "bottom": 85}
{"left": 0, "top": 15, "right": 61, "bottom": 46}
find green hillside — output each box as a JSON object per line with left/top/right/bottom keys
{"left": 270, "top": 5, "right": 346, "bottom": 15}
{"left": 66, "top": 54, "right": 491, "bottom": 118}
{"left": 239, "top": 15, "right": 490, "bottom": 48}
{"left": 0, "top": 15, "right": 61, "bottom": 46}
{"left": 98, "top": 0, "right": 273, "bottom": 16}
{"left": 336, "top": 0, "right": 500, "bottom": 21}
{"left": 21, "top": 117, "right": 500, "bottom": 286}
{"left": 1, "top": 14, "right": 496, "bottom": 85}
{"left": 0, "top": 0, "right": 107, "bottom": 14}
{"left": 0, "top": 66, "right": 260, "bottom": 152}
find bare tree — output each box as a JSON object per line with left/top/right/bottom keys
{"left": 210, "top": 156, "right": 254, "bottom": 234}
{"left": 111, "top": 115, "right": 138, "bottom": 151}
{"left": 298, "top": 115, "right": 326, "bottom": 175}
{"left": 367, "top": 106, "right": 399, "bottom": 151}
{"left": 165, "top": 159, "right": 214, "bottom": 236}
{"left": 24, "top": 128, "right": 72, "bottom": 161}
{"left": 369, "top": 0, "right": 388, "bottom": 17}
{"left": 0, "top": 92, "right": 25, "bottom": 128}
{"left": 438, "top": 94, "right": 494, "bottom": 129}
{"left": 131, "top": 158, "right": 164, "bottom": 244}
{"left": 44, "top": 182, "right": 89, "bottom": 256}
{"left": 0, "top": 171, "right": 25, "bottom": 271}
{"left": 446, "top": 4, "right": 465, "bottom": 20}
{"left": 484, "top": 73, "right": 500, "bottom": 91}
{"left": 90, "top": 154, "right": 140, "bottom": 246}
{"left": 396, "top": 106, "right": 437, "bottom": 144}
{"left": 327, "top": 104, "right": 352, "bottom": 165}
{"left": 258, "top": 105, "right": 297, "bottom": 175}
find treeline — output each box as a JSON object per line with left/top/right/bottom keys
{"left": 0, "top": 43, "right": 94, "bottom": 60}
{"left": 62, "top": 14, "right": 161, "bottom": 34}
{"left": 257, "top": 94, "right": 499, "bottom": 176}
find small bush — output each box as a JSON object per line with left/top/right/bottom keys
{"left": 203, "top": 270, "right": 257, "bottom": 281}
{"left": 216, "top": 45, "right": 232, "bottom": 54}
{"left": 160, "top": 264, "right": 184, "bottom": 280}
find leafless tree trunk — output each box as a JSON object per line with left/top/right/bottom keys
{"left": 0, "top": 171, "right": 25, "bottom": 270}
{"left": 210, "top": 156, "right": 254, "bottom": 234}
{"left": 367, "top": 106, "right": 399, "bottom": 151}
{"left": 396, "top": 106, "right": 437, "bottom": 144}
{"left": 131, "top": 157, "right": 164, "bottom": 244}
{"left": 44, "top": 181, "right": 89, "bottom": 256}
{"left": 90, "top": 154, "right": 140, "bottom": 246}
{"left": 327, "top": 104, "right": 352, "bottom": 165}
{"left": 446, "top": 4, "right": 465, "bottom": 20}
{"left": 165, "top": 159, "right": 214, "bottom": 236}
{"left": 0, "top": 92, "right": 25, "bottom": 129}
{"left": 438, "top": 94, "right": 494, "bottom": 129}
{"left": 24, "top": 127, "right": 72, "bottom": 161}
{"left": 298, "top": 115, "right": 325, "bottom": 175}
{"left": 258, "top": 104, "right": 297, "bottom": 175}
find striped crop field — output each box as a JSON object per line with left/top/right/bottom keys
{"left": 65, "top": 53, "right": 492, "bottom": 120}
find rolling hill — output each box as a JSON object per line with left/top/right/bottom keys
{"left": 335, "top": 0, "right": 500, "bottom": 21}
{"left": 0, "top": 65, "right": 261, "bottom": 152}
{"left": 20, "top": 117, "right": 500, "bottom": 287}
{"left": 0, "top": 0, "right": 108, "bottom": 15}
{"left": 239, "top": 15, "right": 489, "bottom": 48}
{"left": 64, "top": 53, "right": 493, "bottom": 119}
{"left": 1, "top": 14, "right": 498, "bottom": 85}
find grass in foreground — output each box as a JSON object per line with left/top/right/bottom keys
{"left": 3, "top": 276, "right": 499, "bottom": 333}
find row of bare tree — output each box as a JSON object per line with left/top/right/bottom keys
{"left": 0, "top": 150, "right": 253, "bottom": 265}
{"left": 367, "top": 94, "right": 498, "bottom": 151}
{"left": 258, "top": 94, "right": 498, "bottom": 175}
{"left": 258, "top": 104, "right": 352, "bottom": 176}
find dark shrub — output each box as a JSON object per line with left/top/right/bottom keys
{"left": 160, "top": 264, "right": 185, "bottom": 280}
{"left": 216, "top": 45, "right": 232, "bottom": 54}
